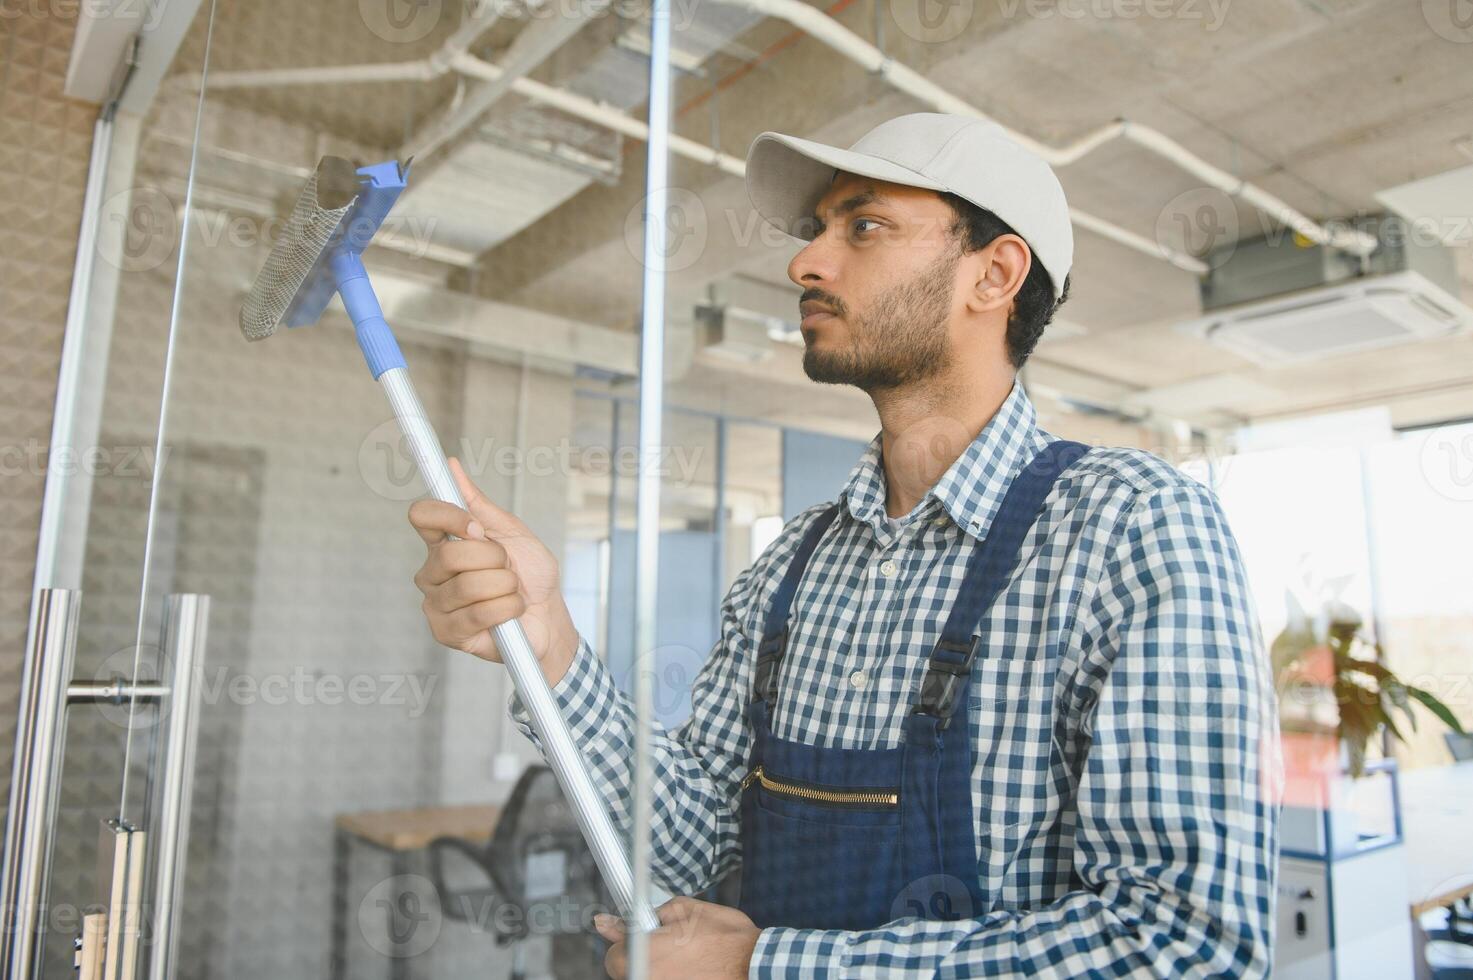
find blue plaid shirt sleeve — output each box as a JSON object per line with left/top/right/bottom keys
{"left": 507, "top": 560, "right": 765, "bottom": 895}
{"left": 748, "top": 483, "right": 1282, "bottom": 978}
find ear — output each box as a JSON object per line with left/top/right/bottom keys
{"left": 963, "top": 234, "right": 1031, "bottom": 316}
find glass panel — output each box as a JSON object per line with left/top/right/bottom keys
{"left": 117, "top": 2, "right": 648, "bottom": 975}
{"left": 1364, "top": 423, "right": 1473, "bottom": 769}
{"left": 27, "top": 13, "right": 220, "bottom": 977}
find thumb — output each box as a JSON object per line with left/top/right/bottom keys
{"left": 448, "top": 457, "right": 528, "bottom": 537}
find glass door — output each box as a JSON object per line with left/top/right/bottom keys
{"left": 78, "top": 0, "right": 676, "bottom": 974}
{"left": 10, "top": 0, "right": 699, "bottom": 974}
{"left": 2, "top": 2, "right": 226, "bottom": 977}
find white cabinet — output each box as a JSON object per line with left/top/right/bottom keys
{"left": 1275, "top": 849, "right": 1414, "bottom": 980}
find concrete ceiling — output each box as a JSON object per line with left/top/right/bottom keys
{"left": 146, "top": 0, "right": 1473, "bottom": 444}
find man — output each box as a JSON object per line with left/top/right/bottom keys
{"left": 409, "top": 113, "right": 1281, "bottom": 978}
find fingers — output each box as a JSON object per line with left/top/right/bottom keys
{"left": 426, "top": 593, "right": 527, "bottom": 641}
{"left": 418, "top": 568, "right": 520, "bottom": 614}
{"left": 655, "top": 897, "right": 697, "bottom": 926}
{"left": 593, "top": 913, "right": 625, "bottom": 942}
{"left": 407, "top": 498, "right": 482, "bottom": 547}
{"left": 595, "top": 914, "right": 628, "bottom": 979}
{"left": 603, "top": 938, "right": 627, "bottom": 980}
{"left": 413, "top": 539, "right": 510, "bottom": 592}
{"left": 449, "top": 457, "right": 529, "bottom": 538}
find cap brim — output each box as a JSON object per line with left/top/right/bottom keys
{"left": 745, "top": 132, "right": 948, "bottom": 241}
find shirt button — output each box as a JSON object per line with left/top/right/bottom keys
{"left": 878, "top": 559, "right": 898, "bottom": 577}
{"left": 849, "top": 670, "right": 867, "bottom": 689}
{"left": 932, "top": 516, "right": 949, "bottom": 528}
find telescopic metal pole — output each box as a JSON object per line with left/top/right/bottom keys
{"left": 377, "top": 366, "right": 662, "bottom": 934}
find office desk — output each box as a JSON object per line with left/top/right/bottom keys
{"left": 1399, "top": 761, "right": 1473, "bottom": 916}
{"left": 330, "top": 804, "right": 501, "bottom": 980}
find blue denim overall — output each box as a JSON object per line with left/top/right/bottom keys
{"left": 737, "top": 441, "right": 1089, "bottom": 931}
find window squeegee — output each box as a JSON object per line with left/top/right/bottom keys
{"left": 238, "top": 156, "right": 660, "bottom": 934}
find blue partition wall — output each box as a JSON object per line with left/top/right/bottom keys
{"left": 782, "top": 428, "right": 868, "bottom": 520}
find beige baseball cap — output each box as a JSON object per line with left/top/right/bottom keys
{"left": 744, "top": 112, "right": 1073, "bottom": 298}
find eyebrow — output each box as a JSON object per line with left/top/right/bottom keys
{"left": 811, "top": 189, "right": 889, "bottom": 230}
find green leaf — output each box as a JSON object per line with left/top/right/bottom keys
{"left": 1378, "top": 691, "right": 1406, "bottom": 745}
{"left": 1340, "top": 657, "right": 1395, "bottom": 682}
{"left": 1384, "top": 681, "right": 1415, "bottom": 733}
{"left": 1406, "top": 686, "right": 1467, "bottom": 734}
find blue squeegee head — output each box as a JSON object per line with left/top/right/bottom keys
{"left": 237, "top": 156, "right": 410, "bottom": 341}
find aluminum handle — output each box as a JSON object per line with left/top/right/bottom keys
{"left": 379, "top": 366, "right": 660, "bottom": 933}
{"left": 147, "top": 594, "right": 209, "bottom": 980}
{"left": 0, "top": 587, "right": 83, "bottom": 978}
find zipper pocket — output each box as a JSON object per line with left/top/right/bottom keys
{"left": 741, "top": 765, "right": 900, "bottom": 809}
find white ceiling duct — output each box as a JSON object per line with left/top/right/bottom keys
{"left": 1179, "top": 270, "right": 1472, "bottom": 368}
{"left": 1179, "top": 215, "right": 1472, "bottom": 367}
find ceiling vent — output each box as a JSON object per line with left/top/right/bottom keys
{"left": 1177, "top": 214, "right": 1473, "bottom": 366}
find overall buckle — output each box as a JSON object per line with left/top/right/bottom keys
{"left": 754, "top": 627, "right": 789, "bottom": 702}
{"left": 914, "top": 635, "right": 980, "bottom": 729}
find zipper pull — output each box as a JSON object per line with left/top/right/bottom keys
{"left": 741, "top": 766, "right": 762, "bottom": 791}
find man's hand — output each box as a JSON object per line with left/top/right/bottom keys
{"left": 407, "top": 457, "right": 578, "bottom": 684}
{"left": 595, "top": 897, "right": 759, "bottom": 980}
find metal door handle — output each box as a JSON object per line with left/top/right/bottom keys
{"left": 0, "top": 589, "right": 209, "bottom": 980}
{"left": 0, "top": 587, "right": 81, "bottom": 977}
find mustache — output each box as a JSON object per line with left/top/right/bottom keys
{"left": 800, "top": 288, "right": 846, "bottom": 316}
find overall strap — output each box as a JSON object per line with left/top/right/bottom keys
{"left": 913, "top": 440, "right": 1090, "bottom": 728}
{"left": 754, "top": 503, "right": 842, "bottom": 706}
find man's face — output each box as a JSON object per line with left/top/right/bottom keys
{"left": 788, "top": 172, "right": 965, "bottom": 392}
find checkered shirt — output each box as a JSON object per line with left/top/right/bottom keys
{"left": 510, "top": 382, "right": 1282, "bottom": 978}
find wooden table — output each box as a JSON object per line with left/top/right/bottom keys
{"left": 1398, "top": 761, "right": 1473, "bottom": 916}
{"left": 330, "top": 804, "right": 501, "bottom": 980}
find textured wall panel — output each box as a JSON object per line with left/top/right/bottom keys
{"left": 0, "top": 0, "right": 96, "bottom": 868}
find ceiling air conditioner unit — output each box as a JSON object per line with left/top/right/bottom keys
{"left": 695, "top": 303, "right": 796, "bottom": 362}
{"left": 1176, "top": 214, "right": 1473, "bottom": 367}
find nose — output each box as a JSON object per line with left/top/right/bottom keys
{"left": 788, "top": 232, "right": 838, "bottom": 289}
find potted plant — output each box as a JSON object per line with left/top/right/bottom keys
{"left": 1273, "top": 600, "right": 1466, "bottom": 778}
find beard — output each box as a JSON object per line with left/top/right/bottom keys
{"left": 802, "top": 245, "right": 960, "bottom": 392}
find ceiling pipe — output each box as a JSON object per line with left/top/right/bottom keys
{"left": 450, "top": 52, "right": 1203, "bottom": 271}
{"left": 184, "top": 0, "right": 1346, "bottom": 272}
{"left": 195, "top": 46, "right": 1201, "bottom": 270}
{"left": 717, "top": 0, "right": 1377, "bottom": 257}
{"left": 448, "top": 52, "right": 748, "bottom": 177}
{"left": 403, "top": 0, "right": 612, "bottom": 164}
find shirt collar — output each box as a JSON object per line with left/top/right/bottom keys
{"left": 838, "top": 382, "right": 1049, "bottom": 541}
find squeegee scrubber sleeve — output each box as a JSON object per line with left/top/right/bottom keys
{"left": 330, "top": 251, "right": 407, "bottom": 380}
{"left": 239, "top": 170, "right": 352, "bottom": 341}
